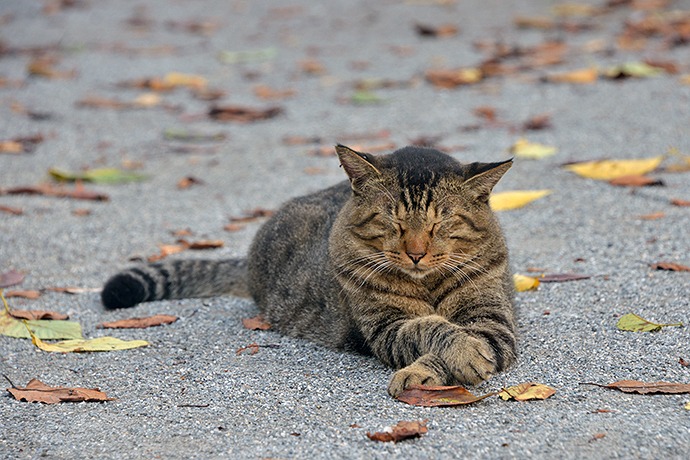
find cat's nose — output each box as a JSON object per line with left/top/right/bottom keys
{"left": 407, "top": 252, "right": 426, "bottom": 264}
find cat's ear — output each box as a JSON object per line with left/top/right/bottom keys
{"left": 335, "top": 144, "right": 381, "bottom": 191}
{"left": 462, "top": 159, "right": 513, "bottom": 203}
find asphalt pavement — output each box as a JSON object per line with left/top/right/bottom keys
{"left": 1, "top": 0, "right": 689, "bottom": 459}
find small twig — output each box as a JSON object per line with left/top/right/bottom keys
{"left": 3, "top": 374, "right": 17, "bottom": 389}
{"left": 177, "top": 403, "right": 210, "bottom": 408}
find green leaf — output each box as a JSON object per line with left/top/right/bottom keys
{"left": 350, "top": 90, "right": 386, "bottom": 105}
{"left": 0, "top": 292, "right": 83, "bottom": 339}
{"left": 616, "top": 313, "right": 683, "bottom": 332}
{"left": 604, "top": 62, "right": 663, "bottom": 79}
{"left": 49, "top": 167, "right": 148, "bottom": 184}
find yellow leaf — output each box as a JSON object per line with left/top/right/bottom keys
{"left": 490, "top": 190, "right": 551, "bottom": 211}
{"left": 30, "top": 332, "right": 149, "bottom": 352}
{"left": 564, "top": 156, "right": 664, "bottom": 180}
{"left": 0, "top": 291, "right": 82, "bottom": 340}
{"left": 499, "top": 382, "right": 556, "bottom": 401}
{"left": 685, "top": 401, "right": 690, "bottom": 410}
{"left": 680, "top": 74, "right": 690, "bottom": 85}
{"left": 513, "top": 274, "right": 540, "bottom": 292}
{"left": 509, "top": 138, "right": 557, "bottom": 159}
{"left": 163, "top": 72, "right": 207, "bottom": 90}
{"left": 134, "top": 93, "right": 161, "bottom": 107}
{"left": 616, "top": 313, "right": 683, "bottom": 332}
{"left": 547, "top": 67, "right": 598, "bottom": 84}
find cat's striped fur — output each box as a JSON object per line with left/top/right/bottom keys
{"left": 102, "top": 145, "right": 516, "bottom": 396}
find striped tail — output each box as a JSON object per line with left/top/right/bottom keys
{"left": 101, "top": 259, "right": 249, "bottom": 309}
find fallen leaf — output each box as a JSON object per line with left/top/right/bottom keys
{"left": 229, "top": 208, "right": 275, "bottom": 223}
{"left": 514, "top": 15, "right": 555, "bottom": 30}
{"left": 242, "top": 315, "right": 271, "bottom": 331}
{"left": 490, "top": 190, "right": 551, "bottom": 211}
{"left": 349, "top": 90, "right": 386, "bottom": 105}
{"left": 564, "top": 156, "right": 663, "bottom": 180}
{"left": 498, "top": 382, "right": 556, "bottom": 401}
{"left": 396, "top": 385, "right": 496, "bottom": 407}
{"left": 208, "top": 105, "right": 283, "bottom": 123}
{"left": 523, "top": 114, "right": 552, "bottom": 131}
{"left": 7, "top": 378, "right": 116, "bottom": 404}
{"left": 650, "top": 262, "right": 690, "bottom": 272}
{"left": 187, "top": 239, "right": 224, "bottom": 250}
{"left": 638, "top": 212, "right": 665, "bottom": 220}
{"left": 236, "top": 342, "right": 260, "bottom": 355}
{"left": 366, "top": 420, "right": 428, "bottom": 443}
{"left": 415, "top": 23, "right": 459, "bottom": 37}
{"left": 589, "top": 433, "right": 607, "bottom": 443}
{"left": 27, "top": 56, "right": 76, "bottom": 79}
{"left": 585, "top": 380, "right": 690, "bottom": 395}
{"left": 603, "top": 61, "right": 662, "bottom": 79}
{"left": 513, "top": 274, "right": 540, "bottom": 292}
{"left": 670, "top": 198, "right": 690, "bottom": 207}
{"left": 0, "top": 183, "right": 109, "bottom": 201}
{"left": 538, "top": 273, "right": 591, "bottom": 282}
{"left": 0, "top": 271, "right": 25, "bottom": 288}
{"left": 98, "top": 314, "right": 178, "bottom": 329}
{"left": 0, "top": 205, "right": 23, "bottom": 215}
{"left": 680, "top": 358, "right": 689, "bottom": 367}
{"left": 119, "top": 73, "right": 207, "bottom": 92}
{"left": 49, "top": 167, "right": 147, "bottom": 184}
{"left": 0, "top": 306, "right": 82, "bottom": 340}
{"left": 147, "top": 243, "right": 188, "bottom": 262}
{"left": 253, "top": 84, "right": 296, "bottom": 100}
{"left": 163, "top": 128, "right": 227, "bottom": 142}
{"left": 298, "top": 58, "right": 326, "bottom": 75}
{"left": 177, "top": 176, "right": 204, "bottom": 189}
{"left": 545, "top": 67, "right": 598, "bottom": 84}
{"left": 5, "top": 291, "right": 41, "bottom": 300}
{"left": 31, "top": 333, "right": 149, "bottom": 353}
{"left": 509, "top": 138, "right": 557, "bottom": 159}
{"left": 425, "top": 67, "right": 482, "bottom": 88}
{"left": 608, "top": 175, "right": 663, "bottom": 187}
{"left": 9, "top": 309, "right": 67, "bottom": 320}
{"left": 0, "top": 134, "right": 44, "bottom": 153}
{"left": 45, "top": 287, "right": 101, "bottom": 295}
{"left": 473, "top": 106, "right": 497, "bottom": 123}
{"left": 616, "top": 313, "right": 683, "bottom": 332}
{"left": 685, "top": 401, "right": 690, "bottom": 410}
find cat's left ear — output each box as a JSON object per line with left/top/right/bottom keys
{"left": 335, "top": 144, "right": 382, "bottom": 191}
{"left": 462, "top": 159, "right": 513, "bottom": 202}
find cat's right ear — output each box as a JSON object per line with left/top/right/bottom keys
{"left": 335, "top": 144, "right": 381, "bottom": 192}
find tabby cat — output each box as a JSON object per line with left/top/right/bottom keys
{"left": 102, "top": 145, "right": 517, "bottom": 396}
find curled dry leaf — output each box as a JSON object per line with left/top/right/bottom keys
{"left": 242, "top": 315, "right": 271, "bottom": 331}
{"left": 616, "top": 313, "right": 683, "bottom": 332}
{"left": 208, "top": 105, "right": 283, "bottom": 123}
{"left": 651, "top": 262, "right": 690, "bottom": 272}
{"left": 498, "top": 383, "right": 556, "bottom": 401}
{"left": 396, "top": 384, "right": 496, "bottom": 407}
{"left": 98, "top": 314, "right": 178, "bottom": 329}
{"left": 608, "top": 175, "right": 663, "bottom": 187}
{"left": 513, "top": 274, "right": 540, "bottom": 292}
{"left": 0, "top": 293, "right": 82, "bottom": 340}
{"left": 489, "top": 190, "right": 551, "bottom": 211}
{"left": 0, "top": 205, "right": 23, "bottom": 215}
{"left": 585, "top": 380, "right": 690, "bottom": 395}
{"left": 10, "top": 309, "right": 67, "bottom": 320}
{"left": 670, "top": 198, "right": 690, "bottom": 207}
{"left": 236, "top": 342, "right": 260, "bottom": 355}
{"left": 415, "top": 23, "right": 459, "bottom": 38}
{"left": 7, "top": 378, "right": 116, "bottom": 404}
{"left": 425, "top": 68, "right": 482, "bottom": 88}
{"left": 253, "top": 84, "right": 296, "bottom": 100}
{"left": 366, "top": 420, "right": 428, "bottom": 443}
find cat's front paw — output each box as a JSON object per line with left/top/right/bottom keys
{"left": 445, "top": 335, "right": 497, "bottom": 385}
{"left": 387, "top": 360, "right": 445, "bottom": 398}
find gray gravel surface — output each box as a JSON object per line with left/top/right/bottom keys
{"left": 1, "top": 1, "right": 689, "bottom": 459}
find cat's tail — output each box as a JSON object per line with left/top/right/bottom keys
{"left": 101, "top": 259, "right": 250, "bottom": 309}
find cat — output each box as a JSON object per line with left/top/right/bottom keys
{"left": 102, "top": 145, "right": 517, "bottom": 397}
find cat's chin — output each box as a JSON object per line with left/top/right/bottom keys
{"left": 403, "top": 266, "right": 434, "bottom": 279}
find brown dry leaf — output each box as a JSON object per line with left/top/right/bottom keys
{"left": 670, "top": 198, "right": 690, "bottom": 207}
{"left": 0, "top": 205, "right": 23, "bottom": 215}
{"left": 253, "top": 84, "right": 296, "bottom": 100}
{"left": 638, "top": 212, "right": 665, "bottom": 220}
{"left": 236, "top": 342, "right": 260, "bottom": 355}
{"left": 396, "top": 384, "right": 497, "bottom": 407}
{"left": 208, "top": 105, "right": 283, "bottom": 123}
{"left": 229, "top": 208, "right": 275, "bottom": 224}
{"left": 0, "top": 183, "right": 109, "bottom": 201}
{"left": 546, "top": 67, "right": 598, "bottom": 84}
{"left": 1, "top": 134, "right": 45, "bottom": 154}
{"left": 187, "top": 239, "right": 224, "bottom": 250}
{"left": 5, "top": 291, "right": 42, "bottom": 300}
{"left": 425, "top": 68, "right": 483, "bottom": 88}
{"left": 7, "top": 378, "right": 116, "bottom": 404}
{"left": 366, "top": 420, "right": 428, "bottom": 443}
{"left": 242, "top": 315, "right": 272, "bottom": 331}
{"left": 10, "top": 309, "right": 67, "bottom": 320}
{"left": 27, "top": 56, "right": 76, "bottom": 79}
{"left": 499, "top": 382, "right": 556, "bottom": 401}
{"left": 538, "top": 273, "right": 591, "bottom": 283}
{"left": 0, "top": 270, "right": 26, "bottom": 288}
{"left": 514, "top": 15, "right": 555, "bottom": 30}
{"left": 415, "top": 23, "right": 459, "bottom": 37}
{"left": 166, "top": 19, "right": 220, "bottom": 36}
{"left": 473, "top": 106, "right": 497, "bottom": 123}
{"left": 147, "top": 243, "right": 189, "bottom": 262}
{"left": 679, "top": 358, "right": 689, "bottom": 367}
{"left": 586, "top": 380, "right": 690, "bottom": 395}
{"left": 299, "top": 59, "right": 326, "bottom": 75}
{"left": 223, "top": 223, "right": 245, "bottom": 232}
{"left": 523, "top": 114, "right": 552, "bottom": 131}
{"left": 98, "top": 314, "right": 178, "bottom": 329}
{"left": 651, "top": 262, "right": 690, "bottom": 272}
{"left": 177, "top": 176, "right": 204, "bottom": 189}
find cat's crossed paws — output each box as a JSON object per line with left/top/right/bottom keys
{"left": 387, "top": 337, "right": 497, "bottom": 398}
